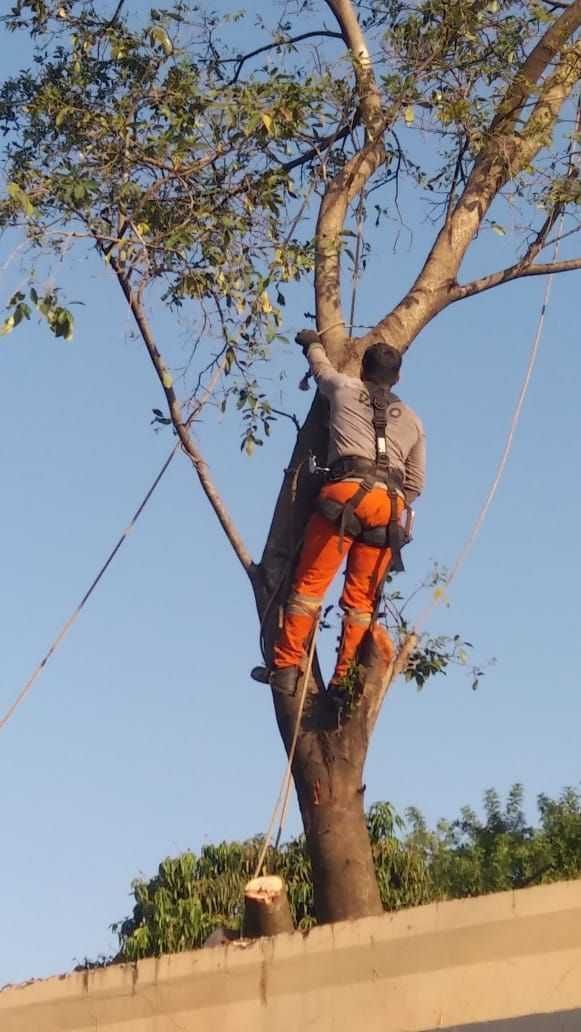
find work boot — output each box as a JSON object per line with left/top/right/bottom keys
{"left": 250, "top": 666, "right": 270, "bottom": 684}
{"left": 270, "top": 666, "right": 300, "bottom": 697}
{"left": 250, "top": 665, "right": 300, "bottom": 697}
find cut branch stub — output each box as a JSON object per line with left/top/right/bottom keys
{"left": 243, "top": 875, "right": 295, "bottom": 939}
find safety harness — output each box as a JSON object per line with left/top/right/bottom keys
{"left": 316, "top": 384, "right": 408, "bottom": 572}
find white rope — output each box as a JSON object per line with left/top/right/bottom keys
{"left": 400, "top": 223, "right": 565, "bottom": 654}
{"left": 253, "top": 621, "right": 319, "bottom": 879}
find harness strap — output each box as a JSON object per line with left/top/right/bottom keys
{"left": 368, "top": 383, "right": 389, "bottom": 470}
{"left": 316, "top": 384, "right": 409, "bottom": 572}
{"left": 328, "top": 455, "right": 403, "bottom": 490}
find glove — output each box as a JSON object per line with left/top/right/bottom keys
{"left": 295, "top": 329, "right": 320, "bottom": 354}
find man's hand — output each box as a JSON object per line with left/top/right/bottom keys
{"left": 295, "top": 329, "right": 320, "bottom": 355}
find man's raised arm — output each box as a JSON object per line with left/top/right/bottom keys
{"left": 295, "top": 329, "right": 343, "bottom": 398}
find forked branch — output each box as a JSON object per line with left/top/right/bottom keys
{"left": 315, "top": 0, "right": 393, "bottom": 360}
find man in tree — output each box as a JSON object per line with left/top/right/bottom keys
{"left": 2, "top": 0, "right": 581, "bottom": 932}
{"left": 254, "top": 330, "right": 425, "bottom": 699}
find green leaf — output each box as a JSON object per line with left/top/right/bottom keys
{"left": 0, "top": 315, "right": 16, "bottom": 336}
{"left": 54, "top": 308, "right": 74, "bottom": 341}
{"left": 404, "top": 106, "right": 415, "bottom": 125}
{"left": 7, "top": 182, "right": 36, "bottom": 218}
{"left": 150, "top": 26, "right": 173, "bottom": 55}
{"left": 260, "top": 111, "right": 274, "bottom": 135}
{"left": 13, "top": 303, "right": 31, "bottom": 326}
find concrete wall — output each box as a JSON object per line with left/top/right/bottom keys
{"left": 2, "top": 880, "right": 581, "bottom": 1031}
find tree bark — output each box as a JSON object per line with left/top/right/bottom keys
{"left": 293, "top": 716, "right": 383, "bottom": 921}
{"left": 269, "top": 682, "right": 383, "bottom": 922}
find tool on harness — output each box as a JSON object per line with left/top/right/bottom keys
{"left": 308, "top": 453, "right": 330, "bottom": 476}
{"left": 314, "top": 385, "right": 411, "bottom": 571}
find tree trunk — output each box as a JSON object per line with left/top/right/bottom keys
{"left": 293, "top": 723, "right": 383, "bottom": 922}
{"left": 251, "top": 383, "right": 392, "bottom": 923}
{"left": 254, "top": 579, "right": 384, "bottom": 924}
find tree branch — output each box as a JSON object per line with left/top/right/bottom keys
{"left": 324, "top": 0, "right": 384, "bottom": 138}
{"left": 314, "top": 135, "right": 387, "bottom": 360}
{"left": 441, "top": 5, "right": 581, "bottom": 263}
{"left": 225, "top": 31, "right": 343, "bottom": 86}
{"left": 452, "top": 256, "right": 581, "bottom": 301}
{"left": 519, "top": 206, "right": 565, "bottom": 268}
{"left": 491, "top": 0, "right": 581, "bottom": 133}
{"left": 107, "top": 0, "right": 126, "bottom": 27}
{"left": 366, "top": 633, "right": 417, "bottom": 737}
{"left": 454, "top": 189, "right": 575, "bottom": 305}
{"left": 278, "top": 122, "right": 353, "bottom": 173}
{"left": 109, "top": 259, "right": 256, "bottom": 580}
{"left": 314, "top": 0, "right": 390, "bottom": 360}
{"left": 363, "top": 6, "right": 581, "bottom": 353}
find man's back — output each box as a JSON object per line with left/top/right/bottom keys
{"left": 307, "top": 342, "right": 426, "bottom": 503}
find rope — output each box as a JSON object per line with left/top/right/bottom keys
{"left": 404, "top": 90, "right": 581, "bottom": 641}
{"left": 253, "top": 619, "right": 319, "bottom": 879}
{"left": 348, "top": 190, "right": 366, "bottom": 335}
{"left": 0, "top": 444, "right": 179, "bottom": 733}
{"left": 398, "top": 222, "right": 564, "bottom": 655}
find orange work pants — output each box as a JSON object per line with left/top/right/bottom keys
{"left": 273, "top": 481, "right": 403, "bottom": 680}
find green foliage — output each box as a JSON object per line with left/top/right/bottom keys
{"left": 113, "top": 785, "right": 581, "bottom": 961}
{"left": 415, "top": 785, "right": 581, "bottom": 898}
{"left": 1, "top": 0, "right": 578, "bottom": 441}
{"left": 378, "top": 564, "right": 488, "bottom": 692}
{"left": 0, "top": 286, "right": 75, "bottom": 340}
{"left": 112, "top": 835, "right": 314, "bottom": 961}
{"left": 0, "top": 0, "right": 341, "bottom": 424}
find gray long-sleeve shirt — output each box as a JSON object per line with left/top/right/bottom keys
{"left": 307, "top": 343, "right": 426, "bottom": 502}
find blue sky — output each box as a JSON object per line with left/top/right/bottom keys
{"left": 1, "top": 0, "right": 580, "bottom": 986}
